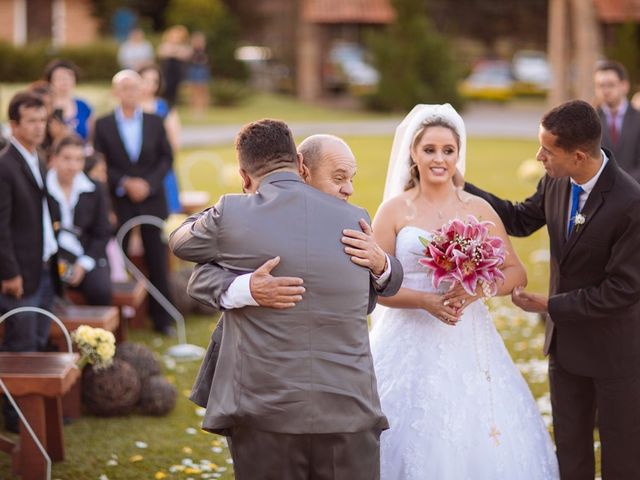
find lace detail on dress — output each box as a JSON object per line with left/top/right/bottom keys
{"left": 370, "top": 226, "right": 559, "bottom": 480}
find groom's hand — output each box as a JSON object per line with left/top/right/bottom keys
{"left": 511, "top": 287, "right": 548, "bottom": 313}
{"left": 342, "top": 219, "right": 387, "bottom": 276}
{"left": 250, "top": 257, "right": 305, "bottom": 309}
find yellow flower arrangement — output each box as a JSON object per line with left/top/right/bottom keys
{"left": 72, "top": 325, "right": 116, "bottom": 370}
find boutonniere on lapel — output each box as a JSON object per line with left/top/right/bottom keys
{"left": 573, "top": 213, "right": 586, "bottom": 231}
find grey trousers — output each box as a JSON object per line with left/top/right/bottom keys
{"left": 228, "top": 426, "right": 381, "bottom": 480}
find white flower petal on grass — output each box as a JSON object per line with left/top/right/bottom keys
{"left": 135, "top": 441, "right": 148, "bottom": 449}
{"left": 217, "top": 467, "right": 227, "bottom": 472}
{"left": 106, "top": 459, "right": 118, "bottom": 466}
{"left": 195, "top": 407, "right": 206, "bottom": 417}
{"left": 211, "top": 447, "right": 222, "bottom": 453}
{"left": 226, "top": 458, "right": 233, "bottom": 464}
{"left": 163, "top": 356, "right": 177, "bottom": 370}
{"left": 99, "top": 475, "right": 109, "bottom": 480}
{"left": 185, "top": 427, "right": 198, "bottom": 435}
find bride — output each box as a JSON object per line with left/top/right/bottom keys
{"left": 370, "top": 104, "right": 559, "bottom": 479}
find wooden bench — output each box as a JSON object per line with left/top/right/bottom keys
{"left": 0, "top": 352, "right": 80, "bottom": 480}
{"left": 51, "top": 305, "right": 119, "bottom": 350}
{"left": 66, "top": 279, "right": 147, "bottom": 337}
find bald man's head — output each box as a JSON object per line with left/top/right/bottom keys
{"left": 112, "top": 69, "right": 142, "bottom": 110}
{"left": 298, "top": 134, "right": 356, "bottom": 201}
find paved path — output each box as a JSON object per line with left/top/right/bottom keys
{"left": 180, "top": 102, "right": 546, "bottom": 148}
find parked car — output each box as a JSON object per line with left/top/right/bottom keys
{"left": 324, "top": 41, "right": 379, "bottom": 95}
{"left": 512, "top": 50, "right": 551, "bottom": 96}
{"left": 459, "top": 60, "right": 515, "bottom": 101}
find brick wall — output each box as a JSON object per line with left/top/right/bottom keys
{"left": 63, "top": 0, "right": 98, "bottom": 45}
{"left": 0, "top": 0, "right": 15, "bottom": 43}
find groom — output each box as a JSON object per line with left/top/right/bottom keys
{"left": 463, "top": 100, "right": 640, "bottom": 479}
{"left": 170, "top": 121, "right": 402, "bottom": 479}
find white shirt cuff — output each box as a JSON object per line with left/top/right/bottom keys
{"left": 220, "top": 273, "right": 259, "bottom": 309}
{"left": 371, "top": 254, "right": 392, "bottom": 290}
{"left": 77, "top": 255, "right": 96, "bottom": 272}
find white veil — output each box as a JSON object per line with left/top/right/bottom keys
{"left": 381, "top": 103, "right": 467, "bottom": 203}
{"left": 371, "top": 104, "right": 467, "bottom": 328}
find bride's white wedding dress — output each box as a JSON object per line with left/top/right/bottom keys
{"left": 371, "top": 226, "right": 559, "bottom": 479}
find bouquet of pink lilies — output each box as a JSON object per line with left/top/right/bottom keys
{"left": 419, "top": 215, "right": 506, "bottom": 297}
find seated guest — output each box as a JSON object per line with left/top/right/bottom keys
{"left": 47, "top": 135, "right": 112, "bottom": 305}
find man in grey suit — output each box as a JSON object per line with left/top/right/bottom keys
{"left": 170, "top": 122, "right": 402, "bottom": 479}
{"left": 184, "top": 134, "right": 402, "bottom": 416}
{"left": 595, "top": 60, "right": 640, "bottom": 182}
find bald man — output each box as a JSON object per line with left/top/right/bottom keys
{"left": 94, "top": 70, "right": 175, "bottom": 335}
{"left": 186, "top": 134, "right": 403, "bottom": 410}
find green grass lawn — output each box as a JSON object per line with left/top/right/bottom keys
{"left": 1, "top": 135, "right": 600, "bottom": 479}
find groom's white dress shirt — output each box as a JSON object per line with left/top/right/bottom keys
{"left": 567, "top": 150, "right": 609, "bottom": 218}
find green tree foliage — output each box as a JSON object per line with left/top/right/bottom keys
{"left": 607, "top": 22, "right": 640, "bottom": 89}
{"left": 165, "top": 0, "right": 247, "bottom": 80}
{"left": 366, "top": 0, "right": 462, "bottom": 111}
{"left": 91, "top": 0, "right": 171, "bottom": 31}
{"left": 427, "top": 0, "right": 547, "bottom": 50}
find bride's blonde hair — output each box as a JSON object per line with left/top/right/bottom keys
{"left": 405, "top": 117, "right": 461, "bottom": 191}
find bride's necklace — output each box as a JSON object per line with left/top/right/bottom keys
{"left": 417, "top": 198, "right": 452, "bottom": 221}
{"left": 472, "top": 305, "right": 501, "bottom": 446}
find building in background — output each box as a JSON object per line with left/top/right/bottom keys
{"left": 226, "top": 0, "right": 394, "bottom": 100}
{"left": 0, "top": 0, "right": 98, "bottom": 47}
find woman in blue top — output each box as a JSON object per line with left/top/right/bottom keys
{"left": 139, "top": 64, "right": 182, "bottom": 214}
{"left": 45, "top": 59, "right": 94, "bottom": 142}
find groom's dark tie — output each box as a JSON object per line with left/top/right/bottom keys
{"left": 567, "top": 182, "right": 584, "bottom": 236}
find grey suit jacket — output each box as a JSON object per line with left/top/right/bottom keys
{"left": 186, "top": 247, "right": 403, "bottom": 411}
{"left": 598, "top": 105, "right": 640, "bottom": 182}
{"left": 169, "top": 172, "right": 400, "bottom": 435}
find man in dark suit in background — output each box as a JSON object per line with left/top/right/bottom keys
{"left": 594, "top": 60, "right": 640, "bottom": 182}
{"left": 464, "top": 100, "right": 640, "bottom": 479}
{"left": 0, "top": 91, "right": 60, "bottom": 431}
{"left": 94, "top": 70, "right": 175, "bottom": 335}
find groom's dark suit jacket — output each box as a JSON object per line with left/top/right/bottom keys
{"left": 466, "top": 151, "right": 640, "bottom": 378}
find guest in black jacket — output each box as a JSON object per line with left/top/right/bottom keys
{"left": 94, "top": 70, "right": 175, "bottom": 335}
{"left": 0, "top": 92, "right": 60, "bottom": 431}
{"left": 47, "top": 135, "right": 112, "bottom": 305}
{"left": 0, "top": 92, "right": 59, "bottom": 352}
